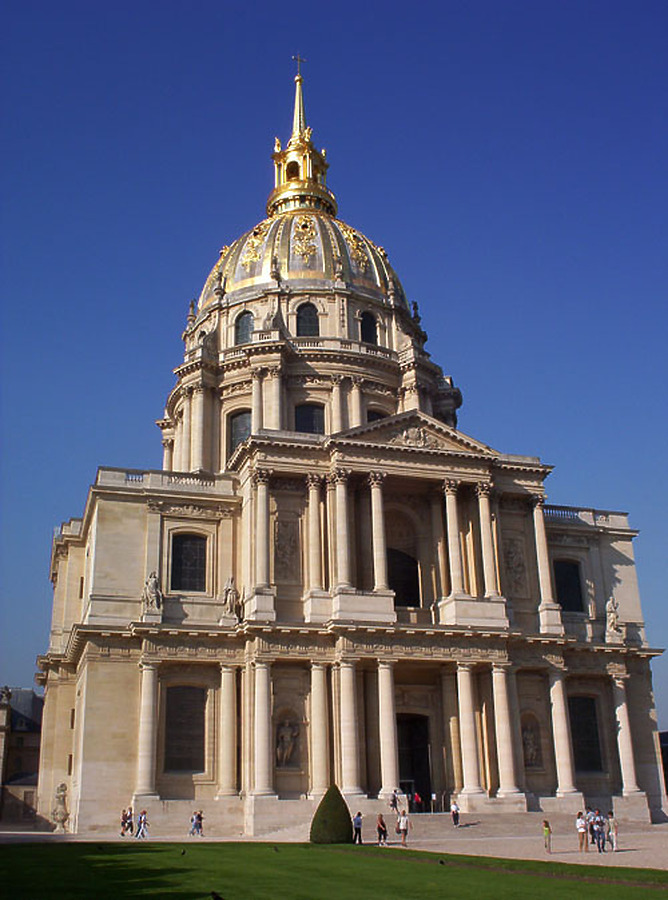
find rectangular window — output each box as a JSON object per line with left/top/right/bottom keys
{"left": 70, "top": 708, "right": 75, "bottom": 729}
{"left": 67, "top": 754, "right": 73, "bottom": 775}
{"left": 553, "top": 560, "right": 584, "bottom": 612}
{"left": 568, "top": 696, "right": 603, "bottom": 771}
{"left": 171, "top": 534, "right": 207, "bottom": 592}
{"left": 164, "top": 686, "right": 206, "bottom": 772}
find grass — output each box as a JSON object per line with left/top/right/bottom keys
{"left": 1, "top": 842, "right": 666, "bottom": 899}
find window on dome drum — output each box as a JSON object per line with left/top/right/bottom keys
{"left": 295, "top": 403, "right": 325, "bottom": 434}
{"left": 367, "top": 409, "right": 387, "bottom": 423}
{"left": 360, "top": 311, "right": 378, "bottom": 345}
{"left": 171, "top": 533, "right": 207, "bottom": 592}
{"left": 235, "top": 311, "right": 254, "bottom": 345}
{"left": 296, "top": 302, "right": 319, "bottom": 337}
{"left": 553, "top": 560, "right": 584, "bottom": 612}
{"left": 388, "top": 548, "right": 420, "bottom": 607}
{"left": 568, "top": 696, "right": 603, "bottom": 772}
{"left": 229, "top": 410, "right": 251, "bottom": 455}
{"left": 164, "top": 686, "right": 206, "bottom": 773}
{"left": 286, "top": 161, "right": 300, "bottom": 180}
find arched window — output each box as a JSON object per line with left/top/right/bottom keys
{"left": 164, "top": 686, "right": 206, "bottom": 772}
{"left": 171, "top": 533, "right": 207, "bottom": 592}
{"left": 229, "top": 410, "right": 251, "bottom": 455}
{"left": 360, "top": 311, "right": 378, "bottom": 345}
{"left": 553, "top": 560, "right": 584, "bottom": 612}
{"left": 235, "top": 311, "right": 254, "bottom": 345}
{"left": 367, "top": 409, "right": 387, "bottom": 423}
{"left": 296, "top": 302, "right": 319, "bottom": 337}
{"left": 387, "top": 548, "right": 420, "bottom": 607}
{"left": 286, "top": 161, "right": 300, "bottom": 180}
{"left": 295, "top": 403, "right": 325, "bottom": 435}
{"left": 568, "top": 696, "right": 603, "bottom": 772}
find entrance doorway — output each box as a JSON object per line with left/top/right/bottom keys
{"left": 397, "top": 713, "right": 432, "bottom": 810}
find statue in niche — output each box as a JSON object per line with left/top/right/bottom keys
{"left": 276, "top": 719, "right": 299, "bottom": 767}
{"left": 606, "top": 596, "right": 621, "bottom": 633}
{"left": 274, "top": 519, "right": 299, "bottom": 582}
{"left": 141, "top": 572, "right": 162, "bottom": 610}
{"left": 0, "top": 686, "right": 11, "bottom": 704}
{"left": 221, "top": 576, "right": 240, "bottom": 618}
{"left": 52, "top": 782, "right": 69, "bottom": 832}
{"left": 521, "top": 719, "right": 542, "bottom": 769}
{"left": 503, "top": 538, "right": 526, "bottom": 595}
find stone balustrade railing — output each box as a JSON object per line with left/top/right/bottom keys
{"left": 544, "top": 504, "right": 630, "bottom": 529}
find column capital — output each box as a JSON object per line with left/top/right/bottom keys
{"left": 444, "top": 478, "right": 460, "bottom": 495}
{"left": 162, "top": 438, "right": 174, "bottom": 449}
{"left": 310, "top": 660, "right": 328, "bottom": 672}
{"left": 138, "top": 659, "right": 159, "bottom": 672}
{"left": 476, "top": 481, "right": 493, "bottom": 498}
{"left": 219, "top": 663, "right": 237, "bottom": 675}
{"left": 531, "top": 493, "right": 546, "bottom": 509}
{"left": 456, "top": 661, "right": 476, "bottom": 673}
{"left": 251, "top": 368, "right": 265, "bottom": 381}
{"left": 368, "top": 471, "right": 386, "bottom": 488}
{"left": 265, "top": 364, "right": 282, "bottom": 379}
{"left": 329, "top": 467, "right": 350, "bottom": 485}
{"left": 491, "top": 661, "right": 512, "bottom": 673}
{"left": 331, "top": 373, "right": 345, "bottom": 386}
{"left": 252, "top": 467, "right": 272, "bottom": 486}
{"left": 306, "top": 473, "right": 323, "bottom": 489}
{"left": 377, "top": 659, "right": 395, "bottom": 671}
{"left": 351, "top": 375, "right": 364, "bottom": 388}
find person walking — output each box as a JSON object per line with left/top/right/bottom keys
{"left": 352, "top": 811, "right": 363, "bottom": 844}
{"left": 397, "top": 809, "right": 411, "bottom": 847}
{"left": 542, "top": 820, "right": 552, "bottom": 854}
{"left": 450, "top": 799, "right": 460, "bottom": 827}
{"left": 592, "top": 809, "right": 606, "bottom": 853}
{"left": 576, "top": 811, "right": 589, "bottom": 853}
{"left": 389, "top": 789, "right": 399, "bottom": 815}
{"left": 188, "top": 811, "right": 198, "bottom": 836}
{"left": 606, "top": 810, "right": 618, "bottom": 851}
{"left": 135, "top": 810, "right": 149, "bottom": 839}
{"left": 376, "top": 813, "right": 388, "bottom": 846}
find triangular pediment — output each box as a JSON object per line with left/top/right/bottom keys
{"left": 333, "top": 411, "right": 499, "bottom": 456}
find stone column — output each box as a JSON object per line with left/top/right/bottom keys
{"left": 431, "top": 494, "right": 448, "bottom": 599}
{"left": 369, "top": 472, "right": 388, "bottom": 591}
{"left": 456, "top": 662, "right": 484, "bottom": 794}
{"left": 254, "top": 469, "right": 271, "bottom": 588}
{"left": 445, "top": 480, "right": 465, "bottom": 596}
{"left": 548, "top": 667, "right": 578, "bottom": 796}
{"left": 162, "top": 438, "right": 174, "bottom": 472}
{"left": 217, "top": 664, "right": 237, "bottom": 796}
{"left": 181, "top": 388, "right": 192, "bottom": 471}
{"left": 310, "top": 663, "right": 329, "bottom": 795}
{"left": 477, "top": 483, "right": 500, "bottom": 597}
{"left": 251, "top": 369, "right": 264, "bottom": 433}
{"left": 532, "top": 496, "right": 564, "bottom": 634}
{"left": 377, "top": 661, "right": 399, "bottom": 796}
{"left": 611, "top": 674, "right": 641, "bottom": 794}
{"left": 173, "top": 413, "right": 183, "bottom": 471}
{"left": 339, "top": 660, "right": 361, "bottom": 794}
{"left": 331, "top": 375, "right": 343, "bottom": 433}
{"left": 491, "top": 664, "right": 520, "bottom": 795}
{"left": 190, "top": 385, "right": 206, "bottom": 471}
{"left": 306, "top": 475, "right": 323, "bottom": 591}
{"left": 253, "top": 661, "right": 274, "bottom": 795}
{"left": 333, "top": 469, "right": 351, "bottom": 588}
{"left": 265, "top": 366, "right": 282, "bottom": 430}
{"left": 350, "top": 376, "right": 363, "bottom": 428}
{"left": 135, "top": 661, "right": 159, "bottom": 797}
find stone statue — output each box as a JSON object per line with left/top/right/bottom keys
{"left": 52, "top": 782, "right": 69, "bottom": 832}
{"left": 222, "top": 576, "right": 239, "bottom": 616}
{"left": 275, "top": 719, "right": 299, "bottom": 767}
{"left": 270, "top": 254, "right": 281, "bottom": 283}
{"left": 521, "top": 720, "right": 542, "bottom": 768}
{"left": 274, "top": 136, "right": 281, "bottom": 152}
{"left": 606, "top": 596, "right": 621, "bottom": 633}
{"left": 141, "top": 572, "right": 162, "bottom": 610}
{"left": 333, "top": 255, "right": 345, "bottom": 281}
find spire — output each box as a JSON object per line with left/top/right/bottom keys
{"left": 291, "top": 73, "right": 307, "bottom": 140}
{"left": 266, "top": 65, "right": 337, "bottom": 218}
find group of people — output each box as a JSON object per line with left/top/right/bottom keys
{"left": 120, "top": 808, "right": 149, "bottom": 838}
{"left": 576, "top": 808, "right": 618, "bottom": 853}
{"left": 352, "top": 795, "right": 413, "bottom": 848}
{"left": 188, "top": 810, "right": 205, "bottom": 837}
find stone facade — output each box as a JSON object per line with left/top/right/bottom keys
{"left": 36, "top": 75, "right": 666, "bottom": 834}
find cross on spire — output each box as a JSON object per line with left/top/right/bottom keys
{"left": 292, "top": 54, "right": 306, "bottom": 78}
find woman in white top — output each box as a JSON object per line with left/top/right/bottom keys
{"left": 576, "top": 811, "right": 588, "bottom": 853}
{"left": 397, "top": 810, "right": 411, "bottom": 846}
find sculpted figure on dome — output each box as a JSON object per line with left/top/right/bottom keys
{"left": 274, "top": 137, "right": 281, "bottom": 152}
{"left": 222, "top": 576, "right": 240, "bottom": 617}
{"left": 606, "top": 596, "right": 621, "bottom": 633}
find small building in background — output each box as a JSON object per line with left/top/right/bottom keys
{"left": 0, "top": 687, "right": 43, "bottom": 824}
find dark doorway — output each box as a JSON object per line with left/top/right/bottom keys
{"left": 387, "top": 548, "right": 420, "bottom": 607}
{"left": 397, "top": 713, "right": 431, "bottom": 810}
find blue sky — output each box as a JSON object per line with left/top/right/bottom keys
{"left": 2, "top": 1, "right": 667, "bottom": 728}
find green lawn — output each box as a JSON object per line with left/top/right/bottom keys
{"left": 1, "top": 842, "right": 666, "bottom": 899}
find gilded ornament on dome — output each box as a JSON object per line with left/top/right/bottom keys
{"left": 241, "top": 219, "right": 271, "bottom": 270}
{"left": 336, "top": 220, "right": 369, "bottom": 271}
{"left": 291, "top": 215, "right": 317, "bottom": 263}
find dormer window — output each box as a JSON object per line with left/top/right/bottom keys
{"left": 286, "top": 161, "right": 300, "bottom": 180}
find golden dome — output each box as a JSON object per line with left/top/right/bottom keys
{"left": 198, "top": 73, "right": 408, "bottom": 311}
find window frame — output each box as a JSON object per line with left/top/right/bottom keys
{"left": 294, "top": 402, "right": 325, "bottom": 435}
{"left": 234, "top": 310, "right": 254, "bottom": 345}
{"left": 553, "top": 558, "right": 585, "bottom": 613}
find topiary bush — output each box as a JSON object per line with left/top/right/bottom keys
{"left": 309, "top": 784, "right": 353, "bottom": 843}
